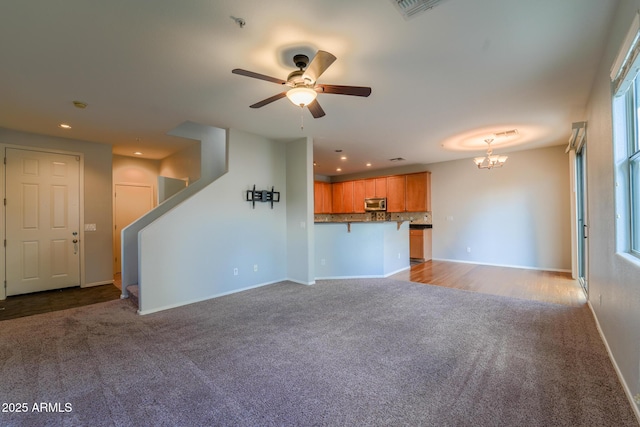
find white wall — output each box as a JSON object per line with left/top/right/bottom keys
{"left": 160, "top": 142, "right": 201, "bottom": 183}
{"left": 286, "top": 137, "right": 315, "bottom": 284}
{"left": 113, "top": 155, "right": 161, "bottom": 205}
{"left": 585, "top": 0, "right": 640, "bottom": 410}
{"left": 137, "top": 128, "right": 288, "bottom": 314}
{"left": 120, "top": 122, "right": 227, "bottom": 291}
{"left": 428, "top": 145, "right": 571, "bottom": 271}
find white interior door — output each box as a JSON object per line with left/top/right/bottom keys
{"left": 5, "top": 148, "right": 80, "bottom": 296}
{"left": 114, "top": 184, "right": 153, "bottom": 274}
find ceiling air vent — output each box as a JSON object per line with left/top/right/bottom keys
{"left": 390, "top": 0, "right": 449, "bottom": 20}
{"left": 494, "top": 129, "right": 519, "bottom": 138}
{"left": 389, "top": 157, "right": 406, "bottom": 162}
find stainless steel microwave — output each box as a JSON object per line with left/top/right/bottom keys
{"left": 364, "top": 197, "right": 387, "bottom": 211}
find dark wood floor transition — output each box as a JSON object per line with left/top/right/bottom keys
{"left": 0, "top": 284, "right": 122, "bottom": 321}
{"left": 0, "top": 260, "right": 585, "bottom": 321}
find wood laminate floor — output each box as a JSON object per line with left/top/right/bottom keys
{"left": 391, "top": 260, "right": 586, "bottom": 307}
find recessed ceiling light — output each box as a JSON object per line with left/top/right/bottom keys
{"left": 133, "top": 151, "right": 143, "bottom": 156}
{"left": 366, "top": 163, "right": 372, "bottom": 167}
{"left": 340, "top": 156, "right": 347, "bottom": 160}
{"left": 336, "top": 168, "right": 342, "bottom": 172}
{"left": 58, "top": 123, "right": 72, "bottom": 129}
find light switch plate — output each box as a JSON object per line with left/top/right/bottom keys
{"left": 84, "top": 223, "right": 97, "bottom": 231}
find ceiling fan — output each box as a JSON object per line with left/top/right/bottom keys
{"left": 232, "top": 50, "right": 371, "bottom": 118}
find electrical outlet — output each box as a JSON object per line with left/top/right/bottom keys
{"left": 634, "top": 393, "right": 640, "bottom": 405}
{"left": 467, "top": 247, "right": 471, "bottom": 253}
{"left": 233, "top": 268, "right": 238, "bottom": 276}
{"left": 253, "top": 264, "right": 258, "bottom": 272}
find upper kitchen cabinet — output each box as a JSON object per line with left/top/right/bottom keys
{"left": 364, "top": 178, "right": 387, "bottom": 198}
{"left": 314, "top": 181, "right": 333, "bottom": 214}
{"left": 332, "top": 181, "right": 355, "bottom": 213}
{"left": 405, "top": 172, "right": 431, "bottom": 212}
{"left": 353, "top": 180, "right": 366, "bottom": 213}
{"left": 386, "top": 175, "right": 406, "bottom": 212}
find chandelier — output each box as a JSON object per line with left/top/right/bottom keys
{"left": 473, "top": 138, "right": 508, "bottom": 169}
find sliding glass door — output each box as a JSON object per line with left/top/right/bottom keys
{"left": 576, "top": 143, "right": 588, "bottom": 295}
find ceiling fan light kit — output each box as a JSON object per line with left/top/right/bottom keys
{"left": 286, "top": 86, "right": 317, "bottom": 107}
{"left": 232, "top": 50, "right": 371, "bottom": 118}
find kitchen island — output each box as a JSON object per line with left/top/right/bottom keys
{"left": 314, "top": 221, "right": 410, "bottom": 279}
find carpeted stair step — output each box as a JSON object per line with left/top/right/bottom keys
{"left": 123, "top": 284, "right": 139, "bottom": 309}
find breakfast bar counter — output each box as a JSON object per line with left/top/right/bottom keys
{"left": 314, "top": 221, "right": 410, "bottom": 279}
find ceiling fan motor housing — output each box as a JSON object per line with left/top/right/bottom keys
{"left": 293, "top": 54, "right": 310, "bottom": 69}
{"left": 287, "top": 69, "right": 312, "bottom": 87}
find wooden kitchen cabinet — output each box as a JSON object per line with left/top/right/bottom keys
{"left": 332, "top": 182, "right": 344, "bottom": 213}
{"left": 342, "top": 181, "right": 354, "bottom": 213}
{"left": 332, "top": 181, "right": 355, "bottom": 213}
{"left": 374, "top": 177, "right": 387, "bottom": 197}
{"left": 314, "top": 181, "right": 333, "bottom": 214}
{"left": 386, "top": 175, "right": 406, "bottom": 212}
{"left": 364, "top": 177, "right": 387, "bottom": 198}
{"left": 353, "top": 180, "right": 366, "bottom": 213}
{"left": 410, "top": 228, "right": 432, "bottom": 261}
{"left": 406, "top": 172, "right": 431, "bottom": 212}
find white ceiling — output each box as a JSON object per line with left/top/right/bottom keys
{"left": 0, "top": 0, "right": 618, "bottom": 176}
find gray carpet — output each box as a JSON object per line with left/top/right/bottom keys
{"left": 0, "top": 279, "right": 637, "bottom": 426}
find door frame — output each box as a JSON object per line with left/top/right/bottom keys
{"left": 1, "top": 144, "right": 85, "bottom": 300}
{"left": 112, "top": 182, "right": 154, "bottom": 275}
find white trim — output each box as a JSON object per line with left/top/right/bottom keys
{"left": 137, "top": 279, "right": 282, "bottom": 315}
{"left": 286, "top": 278, "right": 316, "bottom": 286}
{"left": 316, "top": 274, "right": 389, "bottom": 280}
{"left": 611, "top": 11, "right": 640, "bottom": 81}
{"left": 431, "top": 258, "right": 571, "bottom": 273}
{"left": 587, "top": 300, "right": 640, "bottom": 424}
{"left": 81, "top": 280, "right": 114, "bottom": 288}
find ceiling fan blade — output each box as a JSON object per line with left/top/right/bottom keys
{"left": 303, "top": 50, "right": 337, "bottom": 83}
{"left": 316, "top": 84, "right": 372, "bottom": 97}
{"left": 250, "top": 92, "right": 287, "bottom": 108}
{"left": 307, "top": 99, "right": 326, "bottom": 118}
{"left": 232, "top": 69, "right": 286, "bottom": 85}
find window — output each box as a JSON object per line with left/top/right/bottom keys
{"left": 611, "top": 13, "right": 640, "bottom": 258}
{"left": 631, "top": 78, "right": 640, "bottom": 255}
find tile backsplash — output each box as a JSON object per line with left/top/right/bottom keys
{"left": 314, "top": 211, "right": 431, "bottom": 224}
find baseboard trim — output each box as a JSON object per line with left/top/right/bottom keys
{"left": 137, "top": 279, "right": 283, "bottom": 315}
{"left": 431, "top": 258, "right": 571, "bottom": 273}
{"left": 315, "top": 266, "right": 410, "bottom": 281}
{"left": 315, "top": 274, "right": 387, "bottom": 280}
{"left": 587, "top": 300, "right": 640, "bottom": 424}
{"left": 384, "top": 266, "right": 411, "bottom": 277}
{"left": 286, "top": 278, "right": 316, "bottom": 286}
{"left": 82, "top": 280, "right": 115, "bottom": 288}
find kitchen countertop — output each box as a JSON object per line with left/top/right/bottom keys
{"left": 409, "top": 224, "right": 433, "bottom": 229}
{"left": 315, "top": 211, "right": 432, "bottom": 225}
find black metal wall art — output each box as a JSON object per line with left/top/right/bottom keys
{"left": 246, "top": 185, "right": 280, "bottom": 209}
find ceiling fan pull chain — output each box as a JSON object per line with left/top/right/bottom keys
{"left": 300, "top": 106, "right": 305, "bottom": 130}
